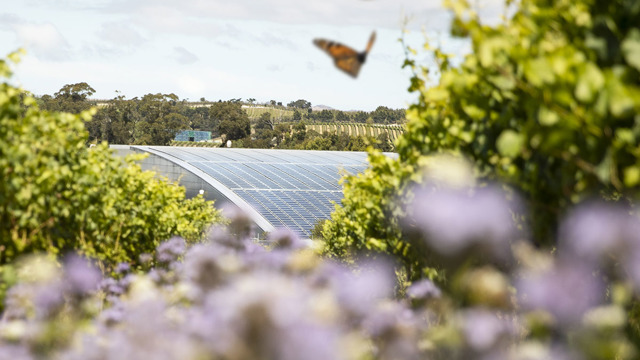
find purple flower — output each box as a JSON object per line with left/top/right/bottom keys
{"left": 63, "top": 254, "right": 102, "bottom": 296}
{"left": 515, "top": 260, "right": 604, "bottom": 326}
{"left": 267, "top": 228, "right": 307, "bottom": 250}
{"left": 459, "top": 309, "right": 516, "bottom": 352}
{"left": 559, "top": 202, "right": 640, "bottom": 270}
{"left": 156, "top": 236, "right": 186, "bottom": 263}
{"left": 407, "top": 184, "right": 519, "bottom": 264}
{"left": 34, "top": 283, "right": 65, "bottom": 318}
{"left": 332, "top": 260, "right": 395, "bottom": 317}
{"left": 100, "top": 278, "right": 125, "bottom": 296}
{"left": 100, "top": 304, "right": 125, "bottom": 326}
{"left": 279, "top": 323, "right": 342, "bottom": 360}
{"left": 115, "top": 262, "right": 131, "bottom": 275}
{"left": 183, "top": 244, "right": 224, "bottom": 292}
{"left": 220, "top": 204, "right": 255, "bottom": 241}
{"left": 138, "top": 253, "right": 153, "bottom": 265}
{"left": 406, "top": 279, "right": 441, "bottom": 300}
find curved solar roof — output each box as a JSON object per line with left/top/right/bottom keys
{"left": 132, "top": 146, "right": 393, "bottom": 238}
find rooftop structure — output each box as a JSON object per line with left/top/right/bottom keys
{"left": 116, "top": 146, "right": 395, "bottom": 238}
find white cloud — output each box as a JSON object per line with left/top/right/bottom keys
{"left": 174, "top": 74, "right": 206, "bottom": 95}
{"left": 15, "top": 22, "right": 70, "bottom": 60}
{"left": 99, "top": 0, "right": 506, "bottom": 31}
{"left": 173, "top": 46, "right": 198, "bottom": 64}
{"left": 97, "top": 21, "right": 147, "bottom": 48}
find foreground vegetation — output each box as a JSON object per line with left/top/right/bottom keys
{"left": 2, "top": 0, "right": 640, "bottom": 358}
{"left": 0, "top": 52, "right": 223, "bottom": 271}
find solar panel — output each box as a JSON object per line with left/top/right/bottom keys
{"left": 140, "top": 147, "right": 397, "bottom": 238}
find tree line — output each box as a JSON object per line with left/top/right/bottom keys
{"left": 36, "top": 83, "right": 403, "bottom": 150}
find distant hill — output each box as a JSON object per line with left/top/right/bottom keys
{"left": 311, "top": 105, "right": 335, "bottom": 111}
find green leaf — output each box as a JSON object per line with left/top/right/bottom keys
{"left": 538, "top": 106, "right": 559, "bottom": 126}
{"left": 575, "top": 63, "right": 605, "bottom": 103}
{"left": 624, "top": 166, "right": 640, "bottom": 187}
{"left": 496, "top": 130, "right": 524, "bottom": 158}
{"left": 524, "top": 58, "right": 555, "bottom": 86}
{"left": 622, "top": 29, "right": 640, "bottom": 71}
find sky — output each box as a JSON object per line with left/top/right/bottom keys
{"left": 0, "top": 0, "right": 507, "bottom": 111}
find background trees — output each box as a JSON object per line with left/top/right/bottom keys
{"left": 212, "top": 101, "right": 251, "bottom": 141}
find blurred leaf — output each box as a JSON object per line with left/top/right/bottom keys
{"left": 497, "top": 130, "right": 524, "bottom": 157}
{"left": 622, "top": 29, "right": 640, "bottom": 71}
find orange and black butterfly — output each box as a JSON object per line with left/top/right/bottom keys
{"left": 313, "top": 31, "right": 376, "bottom": 78}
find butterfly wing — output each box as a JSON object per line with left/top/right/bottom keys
{"left": 313, "top": 39, "right": 362, "bottom": 77}
{"left": 313, "top": 32, "right": 376, "bottom": 78}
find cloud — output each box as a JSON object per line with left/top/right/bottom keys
{"left": 14, "top": 22, "right": 70, "bottom": 60}
{"left": 174, "top": 74, "right": 206, "bottom": 95}
{"left": 97, "top": 21, "right": 147, "bottom": 48}
{"left": 173, "top": 46, "right": 198, "bottom": 64}
{"left": 98, "top": 0, "right": 506, "bottom": 31}
{"left": 267, "top": 64, "right": 283, "bottom": 72}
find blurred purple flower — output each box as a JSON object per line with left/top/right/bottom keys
{"left": 100, "top": 278, "right": 125, "bottom": 296}
{"left": 279, "top": 324, "right": 342, "bottom": 360}
{"left": 63, "top": 254, "right": 102, "bottom": 296}
{"left": 515, "top": 260, "right": 604, "bottom": 326}
{"left": 100, "top": 303, "right": 125, "bottom": 326}
{"left": 220, "top": 204, "right": 254, "bottom": 241}
{"left": 559, "top": 202, "right": 640, "bottom": 267}
{"left": 406, "top": 279, "right": 441, "bottom": 300}
{"left": 267, "top": 228, "right": 307, "bottom": 250}
{"left": 0, "top": 345, "right": 33, "bottom": 360}
{"left": 138, "top": 253, "right": 153, "bottom": 265}
{"left": 333, "top": 260, "right": 395, "bottom": 317}
{"left": 34, "top": 283, "right": 65, "bottom": 318}
{"left": 459, "top": 309, "right": 516, "bottom": 352}
{"left": 156, "top": 236, "right": 186, "bottom": 263}
{"left": 183, "top": 244, "right": 224, "bottom": 292}
{"left": 407, "top": 184, "right": 519, "bottom": 263}
{"left": 115, "top": 262, "right": 131, "bottom": 275}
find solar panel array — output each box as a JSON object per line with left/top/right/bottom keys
{"left": 145, "top": 147, "right": 379, "bottom": 237}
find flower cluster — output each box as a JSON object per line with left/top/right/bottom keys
{"left": 0, "top": 216, "right": 432, "bottom": 360}
{"left": 2, "top": 182, "right": 639, "bottom": 359}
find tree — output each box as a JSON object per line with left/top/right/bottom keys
{"left": 39, "top": 82, "right": 96, "bottom": 114}
{"left": 317, "top": 109, "right": 334, "bottom": 122}
{"left": 287, "top": 99, "right": 311, "bottom": 109}
{"left": 254, "top": 112, "right": 275, "bottom": 143}
{"left": 54, "top": 82, "right": 96, "bottom": 102}
{"left": 292, "top": 121, "right": 306, "bottom": 143}
{"left": 292, "top": 110, "right": 302, "bottom": 121}
{"left": 255, "top": 112, "right": 274, "bottom": 131}
{"left": 335, "top": 111, "right": 349, "bottom": 122}
{"left": 212, "top": 101, "right": 251, "bottom": 141}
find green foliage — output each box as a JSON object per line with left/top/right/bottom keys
{"left": 323, "top": 0, "right": 640, "bottom": 277}
{"left": 212, "top": 101, "right": 251, "bottom": 141}
{"left": 87, "top": 92, "right": 189, "bottom": 145}
{"left": 286, "top": 99, "right": 312, "bottom": 109}
{"left": 0, "top": 51, "right": 222, "bottom": 268}
{"left": 398, "top": 0, "right": 640, "bottom": 243}
{"left": 38, "top": 82, "right": 95, "bottom": 114}
{"left": 321, "top": 149, "right": 434, "bottom": 278}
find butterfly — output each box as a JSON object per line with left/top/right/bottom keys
{"left": 313, "top": 31, "right": 376, "bottom": 78}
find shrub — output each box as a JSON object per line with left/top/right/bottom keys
{"left": 0, "top": 51, "right": 223, "bottom": 268}
{"left": 322, "top": 0, "right": 640, "bottom": 279}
